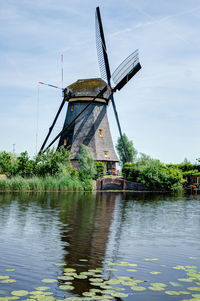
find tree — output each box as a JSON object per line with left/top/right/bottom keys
{"left": 78, "top": 144, "right": 96, "bottom": 180}
{"left": 0, "top": 151, "right": 15, "bottom": 176}
{"left": 182, "top": 157, "right": 191, "bottom": 164}
{"left": 116, "top": 133, "right": 137, "bottom": 165}
{"left": 35, "top": 146, "right": 71, "bottom": 177}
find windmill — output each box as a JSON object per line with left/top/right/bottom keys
{"left": 39, "top": 7, "right": 141, "bottom": 172}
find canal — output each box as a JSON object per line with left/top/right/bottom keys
{"left": 0, "top": 192, "right": 200, "bottom": 300}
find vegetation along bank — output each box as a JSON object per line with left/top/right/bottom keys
{"left": 1, "top": 134, "right": 200, "bottom": 192}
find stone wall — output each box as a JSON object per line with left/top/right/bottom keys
{"left": 96, "top": 177, "right": 146, "bottom": 191}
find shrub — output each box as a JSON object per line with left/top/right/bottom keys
{"left": 182, "top": 170, "right": 200, "bottom": 184}
{"left": 95, "top": 161, "right": 105, "bottom": 179}
{"left": 122, "top": 156, "right": 183, "bottom": 191}
{"left": 122, "top": 163, "right": 138, "bottom": 181}
{"left": 78, "top": 145, "right": 96, "bottom": 180}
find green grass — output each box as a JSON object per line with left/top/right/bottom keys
{"left": 0, "top": 175, "right": 92, "bottom": 192}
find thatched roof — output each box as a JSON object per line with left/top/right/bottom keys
{"left": 66, "top": 78, "right": 110, "bottom": 99}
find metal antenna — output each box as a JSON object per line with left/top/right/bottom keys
{"left": 95, "top": 7, "right": 129, "bottom": 162}
{"left": 36, "top": 84, "right": 40, "bottom": 154}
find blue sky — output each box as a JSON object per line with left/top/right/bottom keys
{"left": 0, "top": 0, "right": 200, "bottom": 163}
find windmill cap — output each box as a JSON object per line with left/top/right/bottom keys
{"left": 65, "top": 78, "right": 110, "bottom": 103}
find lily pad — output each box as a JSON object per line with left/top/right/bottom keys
{"left": 173, "top": 265, "right": 186, "bottom": 270}
{"left": 64, "top": 268, "right": 76, "bottom": 272}
{"left": 131, "top": 286, "right": 146, "bottom": 291}
{"left": 89, "top": 278, "right": 103, "bottom": 282}
{"left": 0, "top": 276, "right": 9, "bottom": 280}
{"left": 82, "top": 292, "right": 95, "bottom": 297}
{"left": 11, "top": 291, "right": 29, "bottom": 297}
{"left": 41, "top": 279, "right": 57, "bottom": 283}
{"left": 126, "top": 269, "right": 137, "bottom": 272}
{"left": 178, "top": 278, "right": 195, "bottom": 282}
{"left": 74, "top": 275, "right": 87, "bottom": 279}
{"left": 169, "top": 281, "right": 182, "bottom": 287}
{"left": 29, "top": 291, "right": 45, "bottom": 295}
{"left": 110, "top": 292, "right": 129, "bottom": 298}
{"left": 150, "top": 271, "right": 161, "bottom": 275}
{"left": 34, "top": 287, "right": 50, "bottom": 291}
{"left": 192, "top": 294, "right": 200, "bottom": 298}
{"left": 187, "top": 287, "right": 200, "bottom": 291}
{"left": 0, "top": 279, "right": 16, "bottom": 283}
{"left": 165, "top": 291, "right": 181, "bottom": 296}
{"left": 150, "top": 283, "right": 167, "bottom": 288}
{"left": 58, "top": 276, "right": 74, "bottom": 281}
{"left": 144, "top": 258, "right": 159, "bottom": 261}
{"left": 105, "top": 279, "right": 121, "bottom": 285}
{"left": 5, "top": 269, "right": 15, "bottom": 272}
{"left": 58, "top": 285, "right": 74, "bottom": 290}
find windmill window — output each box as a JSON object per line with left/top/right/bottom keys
{"left": 71, "top": 104, "right": 74, "bottom": 112}
{"left": 99, "top": 129, "right": 103, "bottom": 137}
{"left": 105, "top": 151, "right": 109, "bottom": 158}
{"left": 64, "top": 138, "right": 67, "bottom": 146}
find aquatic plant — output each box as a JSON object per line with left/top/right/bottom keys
{"left": 1, "top": 258, "right": 200, "bottom": 300}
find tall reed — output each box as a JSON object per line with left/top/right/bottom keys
{"left": 0, "top": 174, "right": 92, "bottom": 192}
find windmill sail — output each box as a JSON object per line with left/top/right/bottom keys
{"left": 95, "top": 6, "right": 129, "bottom": 162}
{"left": 95, "top": 7, "right": 111, "bottom": 84}
{"left": 112, "top": 50, "right": 141, "bottom": 91}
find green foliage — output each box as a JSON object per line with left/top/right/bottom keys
{"left": 122, "top": 163, "right": 138, "bottom": 181}
{"left": 0, "top": 147, "right": 92, "bottom": 191}
{"left": 116, "top": 133, "right": 137, "bottom": 165}
{"left": 15, "top": 151, "right": 35, "bottom": 177}
{"left": 35, "top": 146, "right": 71, "bottom": 177}
{"left": 78, "top": 144, "right": 96, "bottom": 180}
{"left": 122, "top": 156, "right": 183, "bottom": 191}
{"left": 0, "top": 151, "right": 15, "bottom": 176}
{"left": 182, "top": 170, "right": 200, "bottom": 184}
{"left": 167, "top": 163, "right": 198, "bottom": 172}
{"left": 95, "top": 161, "right": 105, "bottom": 179}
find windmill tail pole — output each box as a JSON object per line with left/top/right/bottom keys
{"left": 38, "top": 89, "right": 69, "bottom": 155}
{"left": 42, "top": 85, "right": 108, "bottom": 154}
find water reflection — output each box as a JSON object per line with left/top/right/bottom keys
{"left": 0, "top": 192, "right": 200, "bottom": 300}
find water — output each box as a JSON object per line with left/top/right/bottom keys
{"left": 0, "top": 192, "right": 200, "bottom": 300}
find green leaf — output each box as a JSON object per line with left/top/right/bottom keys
{"left": 41, "top": 279, "right": 57, "bottom": 283}
{"left": 11, "top": 291, "right": 29, "bottom": 297}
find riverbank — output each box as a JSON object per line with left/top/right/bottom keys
{"left": 0, "top": 175, "right": 181, "bottom": 193}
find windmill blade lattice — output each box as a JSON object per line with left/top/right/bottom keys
{"left": 112, "top": 50, "right": 139, "bottom": 86}
{"left": 95, "top": 7, "right": 111, "bottom": 83}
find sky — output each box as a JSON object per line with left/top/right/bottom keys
{"left": 0, "top": 0, "right": 200, "bottom": 164}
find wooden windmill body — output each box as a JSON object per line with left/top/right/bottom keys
{"left": 58, "top": 78, "right": 119, "bottom": 171}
